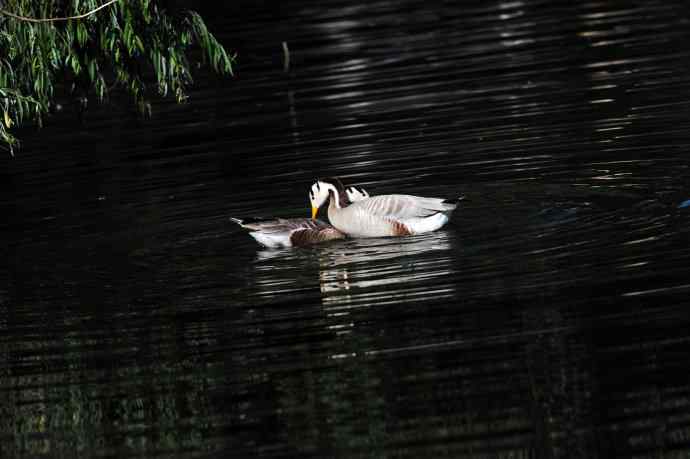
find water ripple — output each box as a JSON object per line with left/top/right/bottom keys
{"left": 2, "top": 0, "right": 690, "bottom": 457}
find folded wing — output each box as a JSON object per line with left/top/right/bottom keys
{"left": 232, "top": 217, "right": 331, "bottom": 233}
{"left": 351, "top": 195, "right": 458, "bottom": 219}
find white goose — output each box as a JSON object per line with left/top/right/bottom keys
{"left": 310, "top": 177, "right": 463, "bottom": 237}
{"left": 233, "top": 186, "right": 370, "bottom": 248}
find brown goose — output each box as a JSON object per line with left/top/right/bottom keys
{"left": 309, "top": 177, "right": 463, "bottom": 237}
{"left": 234, "top": 186, "right": 370, "bottom": 248}
{"left": 231, "top": 217, "right": 345, "bottom": 248}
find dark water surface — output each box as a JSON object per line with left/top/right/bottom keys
{"left": 3, "top": 0, "right": 690, "bottom": 457}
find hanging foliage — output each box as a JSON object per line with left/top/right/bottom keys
{"left": 0, "top": 0, "right": 234, "bottom": 154}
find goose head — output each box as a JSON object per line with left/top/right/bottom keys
{"left": 309, "top": 177, "right": 348, "bottom": 219}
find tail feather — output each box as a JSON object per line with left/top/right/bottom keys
{"left": 231, "top": 216, "right": 281, "bottom": 230}
{"left": 441, "top": 195, "right": 466, "bottom": 208}
{"left": 231, "top": 216, "right": 276, "bottom": 224}
{"left": 232, "top": 216, "right": 329, "bottom": 233}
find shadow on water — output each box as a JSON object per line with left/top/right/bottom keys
{"left": 3, "top": 0, "right": 690, "bottom": 457}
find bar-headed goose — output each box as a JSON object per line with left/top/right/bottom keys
{"left": 310, "top": 177, "right": 463, "bottom": 237}
{"left": 231, "top": 217, "right": 345, "bottom": 248}
{"left": 233, "top": 186, "right": 370, "bottom": 248}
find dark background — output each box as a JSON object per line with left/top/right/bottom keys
{"left": 2, "top": 1, "right": 690, "bottom": 457}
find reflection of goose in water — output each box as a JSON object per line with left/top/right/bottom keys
{"left": 310, "top": 177, "right": 464, "bottom": 237}
{"left": 251, "top": 229, "right": 454, "bottom": 266}
{"left": 232, "top": 187, "right": 370, "bottom": 248}
{"left": 316, "top": 231, "right": 456, "bottom": 340}
{"left": 317, "top": 231, "right": 455, "bottom": 307}
{"left": 246, "top": 230, "right": 458, "bottom": 359}
{"left": 250, "top": 230, "right": 455, "bottom": 301}
{"left": 249, "top": 231, "right": 456, "bottom": 339}
{"left": 319, "top": 230, "right": 454, "bottom": 269}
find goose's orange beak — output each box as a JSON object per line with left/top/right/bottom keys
{"left": 311, "top": 205, "right": 318, "bottom": 220}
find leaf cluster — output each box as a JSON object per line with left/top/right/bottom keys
{"left": 0, "top": 0, "right": 234, "bottom": 154}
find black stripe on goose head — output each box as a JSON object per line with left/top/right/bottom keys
{"left": 318, "top": 177, "right": 350, "bottom": 207}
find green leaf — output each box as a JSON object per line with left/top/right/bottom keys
{"left": 71, "top": 55, "right": 81, "bottom": 75}
{"left": 134, "top": 36, "right": 144, "bottom": 54}
{"left": 88, "top": 60, "right": 96, "bottom": 82}
{"left": 77, "top": 22, "right": 87, "bottom": 47}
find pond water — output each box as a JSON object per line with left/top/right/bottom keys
{"left": 2, "top": 0, "right": 690, "bottom": 457}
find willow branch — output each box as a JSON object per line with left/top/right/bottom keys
{"left": 0, "top": 0, "right": 120, "bottom": 23}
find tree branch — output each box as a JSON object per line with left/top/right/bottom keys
{"left": 0, "top": 0, "right": 121, "bottom": 23}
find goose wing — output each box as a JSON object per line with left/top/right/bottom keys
{"left": 232, "top": 217, "right": 345, "bottom": 247}
{"left": 232, "top": 217, "right": 331, "bottom": 233}
{"left": 350, "top": 194, "right": 457, "bottom": 219}
{"left": 289, "top": 225, "right": 344, "bottom": 245}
